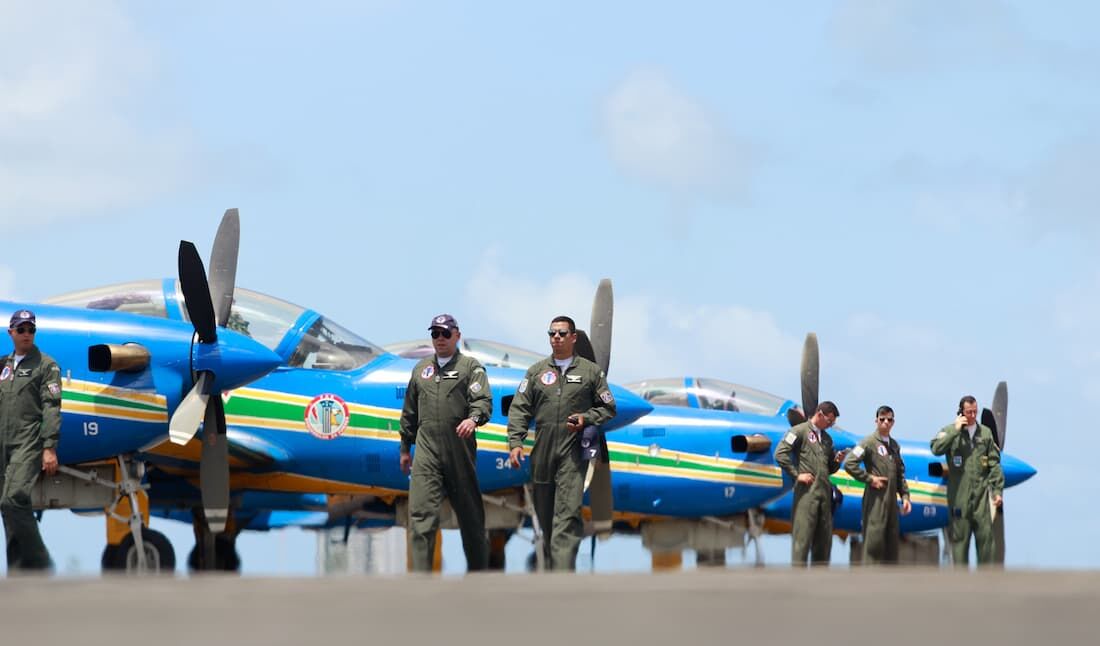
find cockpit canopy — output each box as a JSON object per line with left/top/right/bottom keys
{"left": 385, "top": 337, "right": 544, "bottom": 370}
{"left": 622, "top": 377, "right": 789, "bottom": 417}
{"left": 45, "top": 279, "right": 386, "bottom": 372}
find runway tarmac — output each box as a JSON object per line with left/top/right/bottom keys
{"left": 1, "top": 570, "right": 1096, "bottom": 645}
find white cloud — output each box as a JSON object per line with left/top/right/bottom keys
{"left": 464, "top": 252, "right": 801, "bottom": 390}
{"left": 0, "top": 1, "right": 198, "bottom": 221}
{"left": 601, "top": 68, "right": 750, "bottom": 198}
{"left": 829, "top": 0, "right": 1031, "bottom": 73}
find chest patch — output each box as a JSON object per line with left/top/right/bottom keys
{"left": 807, "top": 430, "right": 818, "bottom": 444}
{"left": 877, "top": 445, "right": 888, "bottom": 457}
{"left": 953, "top": 455, "right": 963, "bottom": 468}
{"left": 540, "top": 370, "right": 557, "bottom": 386}
{"left": 442, "top": 370, "right": 459, "bottom": 380}
{"left": 421, "top": 365, "right": 435, "bottom": 380}
{"left": 0, "top": 366, "right": 10, "bottom": 381}
{"left": 566, "top": 374, "right": 582, "bottom": 384}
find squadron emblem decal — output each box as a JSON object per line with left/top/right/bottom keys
{"left": 305, "top": 393, "right": 350, "bottom": 440}
{"left": 540, "top": 370, "right": 557, "bottom": 386}
{"left": 421, "top": 365, "right": 435, "bottom": 380}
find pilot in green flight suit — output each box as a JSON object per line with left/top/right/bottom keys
{"left": 507, "top": 316, "right": 616, "bottom": 571}
{"left": 930, "top": 395, "right": 1004, "bottom": 566}
{"left": 774, "top": 401, "right": 844, "bottom": 566}
{"left": 843, "top": 406, "right": 911, "bottom": 564}
{"left": 0, "top": 310, "right": 62, "bottom": 572}
{"left": 399, "top": 314, "right": 492, "bottom": 572}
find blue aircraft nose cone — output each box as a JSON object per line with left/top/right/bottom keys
{"left": 1001, "top": 452, "right": 1037, "bottom": 487}
{"left": 602, "top": 383, "right": 654, "bottom": 430}
{"left": 192, "top": 328, "right": 283, "bottom": 391}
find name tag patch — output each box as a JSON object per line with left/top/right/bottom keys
{"left": 16, "top": 368, "right": 31, "bottom": 377}
{"left": 442, "top": 371, "right": 459, "bottom": 380}
{"left": 566, "top": 375, "right": 582, "bottom": 384}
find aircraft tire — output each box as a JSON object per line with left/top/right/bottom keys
{"left": 102, "top": 529, "right": 176, "bottom": 574}
{"left": 187, "top": 535, "right": 241, "bottom": 572}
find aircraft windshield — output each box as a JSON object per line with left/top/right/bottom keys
{"left": 623, "top": 377, "right": 786, "bottom": 416}
{"left": 47, "top": 280, "right": 386, "bottom": 369}
{"left": 385, "top": 338, "right": 544, "bottom": 369}
{"left": 288, "top": 317, "right": 385, "bottom": 371}
{"left": 45, "top": 280, "right": 168, "bottom": 318}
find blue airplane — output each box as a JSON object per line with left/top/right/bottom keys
{"left": 36, "top": 213, "right": 1036, "bottom": 572}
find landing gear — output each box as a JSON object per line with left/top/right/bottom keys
{"left": 188, "top": 507, "right": 241, "bottom": 572}
{"left": 102, "top": 528, "right": 176, "bottom": 573}
{"left": 187, "top": 534, "right": 240, "bottom": 572}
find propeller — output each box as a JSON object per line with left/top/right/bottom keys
{"left": 786, "top": 333, "right": 819, "bottom": 426}
{"left": 800, "top": 332, "right": 819, "bottom": 420}
{"left": 582, "top": 279, "right": 614, "bottom": 539}
{"left": 981, "top": 381, "right": 1008, "bottom": 564}
{"left": 167, "top": 208, "right": 241, "bottom": 534}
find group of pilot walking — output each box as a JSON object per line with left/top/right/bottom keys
{"left": 399, "top": 313, "right": 617, "bottom": 572}
{"left": 777, "top": 398, "right": 1005, "bottom": 567}
{"left": 0, "top": 307, "right": 1006, "bottom": 574}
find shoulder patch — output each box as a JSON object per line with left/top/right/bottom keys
{"left": 935, "top": 431, "right": 946, "bottom": 440}
{"left": 784, "top": 432, "right": 797, "bottom": 445}
{"left": 599, "top": 390, "right": 613, "bottom": 404}
{"left": 852, "top": 445, "right": 865, "bottom": 458}
{"left": 518, "top": 378, "right": 528, "bottom": 394}
{"left": 469, "top": 381, "right": 482, "bottom": 393}
{"left": 48, "top": 382, "right": 61, "bottom": 396}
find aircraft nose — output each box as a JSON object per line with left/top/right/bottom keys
{"left": 1001, "top": 452, "right": 1037, "bottom": 487}
{"left": 193, "top": 327, "right": 283, "bottom": 391}
{"left": 601, "top": 383, "right": 654, "bottom": 430}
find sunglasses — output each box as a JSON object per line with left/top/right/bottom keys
{"left": 12, "top": 326, "right": 35, "bottom": 335}
{"left": 877, "top": 417, "right": 895, "bottom": 423}
{"left": 547, "top": 329, "right": 573, "bottom": 338}
{"left": 430, "top": 329, "right": 453, "bottom": 339}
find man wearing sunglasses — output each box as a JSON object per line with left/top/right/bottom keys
{"left": 399, "top": 314, "right": 492, "bottom": 572}
{"left": 843, "top": 405, "right": 911, "bottom": 564}
{"left": 774, "top": 401, "right": 846, "bottom": 566}
{"left": 0, "top": 310, "right": 62, "bottom": 573}
{"left": 506, "top": 316, "right": 617, "bottom": 570}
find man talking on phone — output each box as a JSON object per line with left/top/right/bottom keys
{"left": 506, "top": 316, "right": 616, "bottom": 570}
{"left": 930, "top": 395, "right": 1004, "bottom": 566}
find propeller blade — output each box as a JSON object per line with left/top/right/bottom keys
{"left": 200, "top": 396, "right": 230, "bottom": 534}
{"left": 574, "top": 330, "right": 597, "bottom": 364}
{"left": 207, "top": 209, "right": 240, "bottom": 329}
{"left": 178, "top": 241, "right": 217, "bottom": 343}
{"left": 169, "top": 372, "right": 211, "bottom": 445}
{"left": 590, "top": 279, "right": 613, "bottom": 375}
{"left": 800, "top": 333, "right": 819, "bottom": 417}
{"left": 992, "top": 381, "right": 1007, "bottom": 450}
{"left": 585, "top": 453, "right": 613, "bottom": 537}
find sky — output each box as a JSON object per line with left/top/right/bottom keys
{"left": 2, "top": 0, "right": 1098, "bottom": 574}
